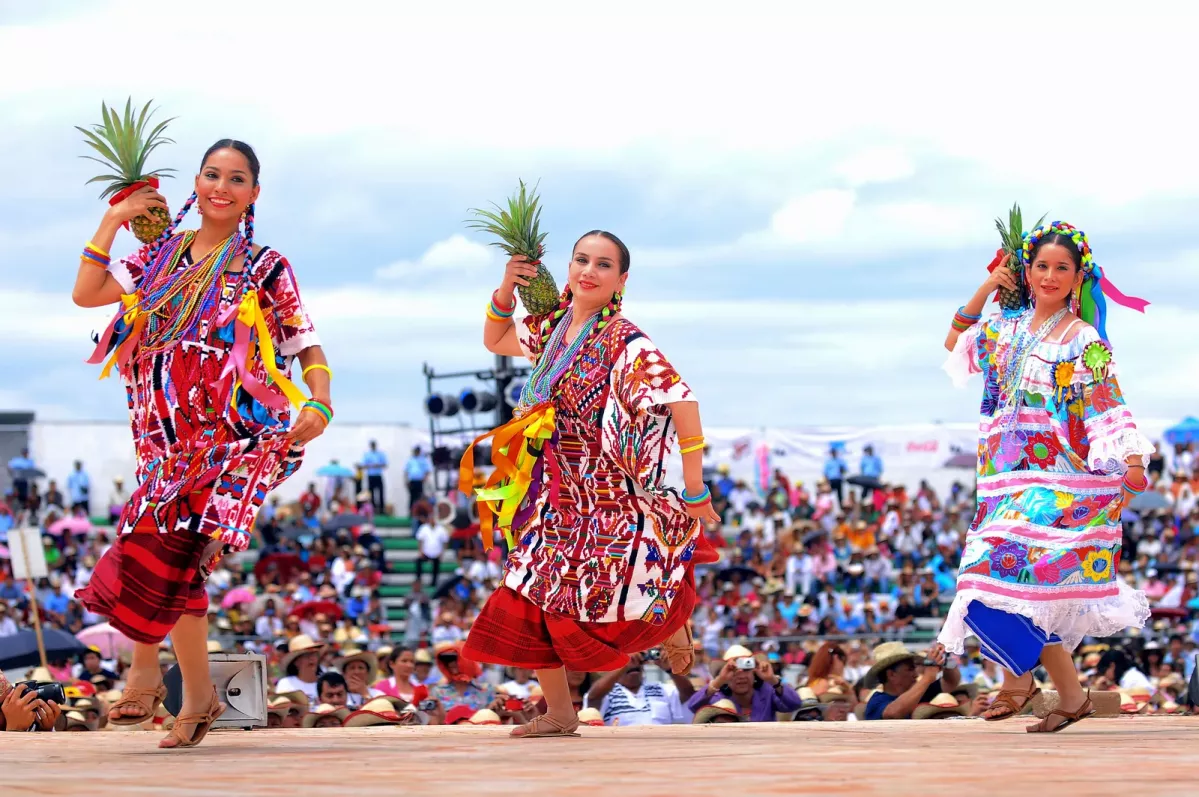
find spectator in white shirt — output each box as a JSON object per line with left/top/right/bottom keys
{"left": 107, "top": 477, "right": 128, "bottom": 526}
{"left": 0, "top": 604, "right": 18, "bottom": 637}
{"left": 415, "top": 512, "right": 451, "bottom": 587}
{"left": 500, "top": 668, "right": 538, "bottom": 700}
{"left": 586, "top": 653, "right": 690, "bottom": 726}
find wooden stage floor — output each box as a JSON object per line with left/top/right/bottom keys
{"left": 7, "top": 717, "right": 1197, "bottom": 796}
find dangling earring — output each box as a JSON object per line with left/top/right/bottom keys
{"left": 1071, "top": 284, "right": 1081, "bottom": 315}
{"left": 240, "top": 209, "right": 247, "bottom": 225}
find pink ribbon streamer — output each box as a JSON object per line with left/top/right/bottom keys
{"left": 85, "top": 307, "right": 124, "bottom": 365}
{"left": 217, "top": 303, "right": 290, "bottom": 413}
{"left": 1099, "top": 274, "right": 1150, "bottom": 313}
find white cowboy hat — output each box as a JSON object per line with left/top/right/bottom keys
{"left": 279, "top": 634, "right": 326, "bottom": 673}
{"left": 301, "top": 703, "right": 351, "bottom": 728}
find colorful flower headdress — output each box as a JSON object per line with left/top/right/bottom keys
{"left": 1019, "top": 221, "right": 1149, "bottom": 342}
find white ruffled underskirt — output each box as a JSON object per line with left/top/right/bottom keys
{"left": 938, "top": 580, "right": 1151, "bottom": 656}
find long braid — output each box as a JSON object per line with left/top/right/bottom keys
{"left": 538, "top": 285, "right": 573, "bottom": 350}
{"left": 242, "top": 202, "right": 256, "bottom": 266}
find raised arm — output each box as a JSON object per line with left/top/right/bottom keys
{"left": 944, "top": 259, "right": 1015, "bottom": 352}
{"left": 484, "top": 256, "right": 541, "bottom": 358}
{"left": 72, "top": 186, "right": 169, "bottom": 308}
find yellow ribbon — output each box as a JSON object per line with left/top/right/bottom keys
{"left": 229, "top": 291, "right": 308, "bottom": 411}
{"left": 99, "top": 294, "right": 144, "bottom": 380}
{"left": 457, "top": 404, "right": 556, "bottom": 550}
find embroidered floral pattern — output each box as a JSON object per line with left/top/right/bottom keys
{"left": 1022, "top": 432, "right": 1062, "bottom": 469}
{"left": 990, "top": 541, "right": 1028, "bottom": 579}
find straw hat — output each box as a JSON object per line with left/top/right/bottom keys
{"left": 26, "top": 667, "right": 54, "bottom": 683}
{"left": 1118, "top": 692, "right": 1140, "bottom": 714}
{"left": 267, "top": 696, "right": 302, "bottom": 718}
{"left": 280, "top": 634, "right": 325, "bottom": 672}
{"left": 912, "top": 693, "right": 970, "bottom": 720}
{"left": 63, "top": 710, "right": 92, "bottom": 730}
{"left": 343, "top": 697, "right": 405, "bottom": 727}
{"left": 863, "top": 642, "right": 921, "bottom": 688}
{"left": 950, "top": 682, "right": 979, "bottom": 701}
{"left": 794, "top": 687, "right": 824, "bottom": 718}
{"left": 414, "top": 648, "right": 433, "bottom": 665}
{"left": 722, "top": 644, "right": 754, "bottom": 661}
{"left": 693, "top": 698, "right": 743, "bottom": 724}
{"left": 818, "top": 683, "right": 854, "bottom": 704}
{"left": 469, "top": 708, "right": 502, "bottom": 725}
{"left": 206, "top": 640, "right": 223, "bottom": 654}
{"left": 335, "top": 648, "right": 379, "bottom": 682}
{"left": 301, "top": 703, "right": 351, "bottom": 728}
{"left": 1128, "top": 686, "right": 1152, "bottom": 706}
{"left": 577, "top": 707, "right": 605, "bottom": 727}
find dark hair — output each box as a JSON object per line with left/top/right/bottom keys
{"left": 388, "top": 646, "right": 414, "bottom": 665}
{"left": 201, "top": 139, "right": 261, "bottom": 186}
{"left": 1029, "top": 232, "right": 1083, "bottom": 271}
{"left": 573, "top": 230, "right": 630, "bottom": 274}
{"left": 317, "top": 671, "right": 347, "bottom": 695}
{"left": 1097, "top": 649, "right": 1132, "bottom": 681}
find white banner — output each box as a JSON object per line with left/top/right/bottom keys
{"left": 9, "top": 527, "right": 47, "bottom": 580}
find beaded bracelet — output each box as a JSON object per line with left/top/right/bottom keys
{"left": 491, "top": 291, "right": 516, "bottom": 315}
{"left": 302, "top": 364, "right": 333, "bottom": 380}
{"left": 301, "top": 399, "right": 333, "bottom": 426}
{"left": 950, "top": 306, "right": 982, "bottom": 332}
{"left": 681, "top": 485, "right": 711, "bottom": 505}
{"left": 1122, "top": 473, "right": 1148, "bottom": 495}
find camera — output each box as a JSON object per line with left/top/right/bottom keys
{"left": 733, "top": 657, "right": 756, "bottom": 671}
{"left": 417, "top": 699, "right": 438, "bottom": 712}
{"left": 645, "top": 649, "right": 661, "bottom": 662}
{"left": 504, "top": 698, "right": 525, "bottom": 712}
{"left": 15, "top": 681, "right": 66, "bottom": 705}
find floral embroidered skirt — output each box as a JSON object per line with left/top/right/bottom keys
{"left": 938, "top": 469, "right": 1148, "bottom": 671}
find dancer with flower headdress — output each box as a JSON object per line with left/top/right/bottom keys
{"left": 458, "top": 228, "right": 720, "bottom": 738}
{"left": 938, "top": 219, "right": 1153, "bottom": 733}
{"left": 72, "top": 140, "right": 331, "bottom": 748}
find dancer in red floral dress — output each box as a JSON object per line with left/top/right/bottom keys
{"left": 72, "top": 140, "right": 332, "bottom": 749}
{"left": 460, "top": 230, "right": 720, "bottom": 737}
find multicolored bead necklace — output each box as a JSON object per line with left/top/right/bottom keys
{"left": 516, "top": 307, "right": 598, "bottom": 415}
{"left": 998, "top": 306, "right": 1068, "bottom": 420}
{"left": 138, "top": 231, "right": 244, "bottom": 355}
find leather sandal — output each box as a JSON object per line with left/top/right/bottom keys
{"left": 983, "top": 684, "right": 1041, "bottom": 722}
{"left": 1026, "top": 692, "right": 1095, "bottom": 734}
{"left": 660, "top": 622, "right": 695, "bottom": 676}
{"left": 107, "top": 682, "right": 168, "bottom": 726}
{"left": 510, "top": 713, "right": 580, "bottom": 739}
{"left": 159, "top": 688, "right": 225, "bottom": 749}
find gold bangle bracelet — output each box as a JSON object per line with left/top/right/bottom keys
{"left": 679, "top": 443, "right": 705, "bottom": 455}
{"left": 302, "top": 364, "right": 333, "bottom": 379}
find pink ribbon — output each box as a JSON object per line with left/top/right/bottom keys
{"left": 85, "top": 306, "right": 125, "bottom": 365}
{"left": 1099, "top": 273, "right": 1150, "bottom": 313}
{"left": 217, "top": 302, "right": 290, "bottom": 413}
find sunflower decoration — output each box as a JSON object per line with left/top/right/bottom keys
{"left": 1082, "top": 340, "right": 1113, "bottom": 382}
{"left": 1080, "top": 548, "right": 1115, "bottom": 584}
{"left": 1053, "top": 360, "right": 1076, "bottom": 404}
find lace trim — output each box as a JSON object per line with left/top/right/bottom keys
{"left": 1087, "top": 427, "right": 1155, "bottom": 474}
{"left": 942, "top": 320, "right": 986, "bottom": 389}
{"left": 938, "top": 581, "right": 1150, "bottom": 655}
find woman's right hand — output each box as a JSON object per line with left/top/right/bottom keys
{"left": 501, "top": 255, "right": 539, "bottom": 295}
{"left": 980, "top": 254, "right": 1019, "bottom": 295}
{"left": 105, "top": 185, "right": 169, "bottom": 226}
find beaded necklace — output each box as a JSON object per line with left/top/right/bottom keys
{"left": 997, "top": 306, "right": 1068, "bottom": 420}
{"left": 516, "top": 307, "right": 598, "bottom": 415}
{"left": 138, "top": 231, "right": 244, "bottom": 355}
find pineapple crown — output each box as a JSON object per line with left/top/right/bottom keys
{"left": 1019, "top": 220, "right": 1148, "bottom": 343}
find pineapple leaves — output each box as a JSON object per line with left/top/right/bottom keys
{"left": 464, "top": 179, "right": 546, "bottom": 260}
{"left": 78, "top": 98, "right": 176, "bottom": 193}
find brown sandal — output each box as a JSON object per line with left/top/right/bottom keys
{"left": 983, "top": 684, "right": 1041, "bottom": 722}
{"left": 510, "top": 713, "right": 580, "bottom": 739}
{"left": 660, "top": 622, "right": 695, "bottom": 676}
{"left": 1025, "top": 692, "right": 1095, "bottom": 733}
{"left": 107, "top": 682, "right": 168, "bottom": 726}
{"left": 159, "top": 688, "right": 225, "bottom": 749}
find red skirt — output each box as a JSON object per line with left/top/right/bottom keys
{"left": 76, "top": 522, "right": 217, "bottom": 645}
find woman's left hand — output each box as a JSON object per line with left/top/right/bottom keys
{"left": 684, "top": 500, "right": 721, "bottom": 525}
{"left": 288, "top": 404, "right": 329, "bottom": 446}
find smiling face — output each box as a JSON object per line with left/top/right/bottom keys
{"left": 1027, "top": 241, "right": 1083, "bottom": 309}
{"left": 392, "top": 650, "right": 414, "bottom": 679}
{"left": 568, "top": 234, "right": 627, "bottom": 307}
{"left": 195, "top": 146, "right": 259, "bottom": 222}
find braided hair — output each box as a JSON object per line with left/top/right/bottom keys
{"left": 537, "top": 230, "right": 629, "bottom": 351}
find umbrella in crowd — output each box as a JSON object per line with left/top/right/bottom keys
{"left": 75, "top": 622, "right": 136, "bottom": 660}
{"left": 0, "top": 628, "right": 88, "bottom": 670}
{"left": 322, "top": 513, "right": 368, "bottom": 532}
{"left": 1129, "top": 492, "right": 1172, "bottom": 512}
{"left": 47, "top": 516, "right": 92, "bottom": 537}
{"left": 292, "top": 600, "right": 343, "bottom": 621}
{"left": 714, "top": 565, "right": 758, "bottom": 583}
{"left": 9, "top": 467, "right": 46, "bottom": 481}
{"left": 316, "top": 463, "right": 355, "bottom": 479}
{"left": 1163, "top": 417, "right": 1199, "bottom": 446}
{"left": 221, "top": 587, "right": 257, "bottom": 609}
{"left": 254, "top": 553, "right": 305, "bottom": 583}
{"left": 433, "top": 574, "right": 467, "bottom": 600}
{"left": 846, "top": 475, "right": 882, "bottom": 490}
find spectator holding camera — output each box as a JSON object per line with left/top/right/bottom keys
{"left": 0, "top": 674, "right": 62, "bottom": 732}
{"left": 587, "top": 651, "right": 690, "bottom": 726}
{"left": 685, "top": 645, "right": 804, "bottom": 722}
{"left": 863, "top": 641, "right": 960, "bottom": 720}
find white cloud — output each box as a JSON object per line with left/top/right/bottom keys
{"left": 835, "top": 147, "right": 916, "bottom": 188}
{"left": 767, "top": 190, "right": 858, "bottom": 244}
{"left": 374, "top": 235, "right": 501, "bottom": 281}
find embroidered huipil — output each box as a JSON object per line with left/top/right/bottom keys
{"left": 938, "top": 310, "right": 1152, "bottom": 654}
{"left": 100, "top": 240, "right": 318, "bottom": 552}
{"left": 502, "top": 314, "right": 701, "bottom": 625}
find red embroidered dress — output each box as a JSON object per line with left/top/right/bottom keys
{"left": 464, "top": 314, "right": 717, "bottom": 672}
{"left": 76, "top": 240, "right": 318, "bottom": 644}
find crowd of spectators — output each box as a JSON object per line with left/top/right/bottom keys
{"left": 2, "top": 438, "right": 1197, "bottom": 732}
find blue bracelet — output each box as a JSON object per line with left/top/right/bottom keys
{"left": 681, "top": 485, "right": 711, "bottom": 504}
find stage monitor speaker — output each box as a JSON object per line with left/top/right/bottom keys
{"left": 426, "top": 393, "right": 460, "bottom": 417}
{"left": 163, "top": 652, "right": 269, "bottom": 730}
{"left": 459, "top": 388, "right": 497, "bottom": 413}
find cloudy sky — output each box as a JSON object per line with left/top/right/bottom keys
{"left": 1, "top": 0, "right": 1195, "bottom": 429}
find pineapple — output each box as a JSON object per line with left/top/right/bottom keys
{"left": 77, "top": 98, "right": 177, "bottom": 244}
{"left": 993, "top": 203, "right": 1047, "bottom": 316}
{"left": 465, "top": 179, "right": 560, "bottom": 316}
